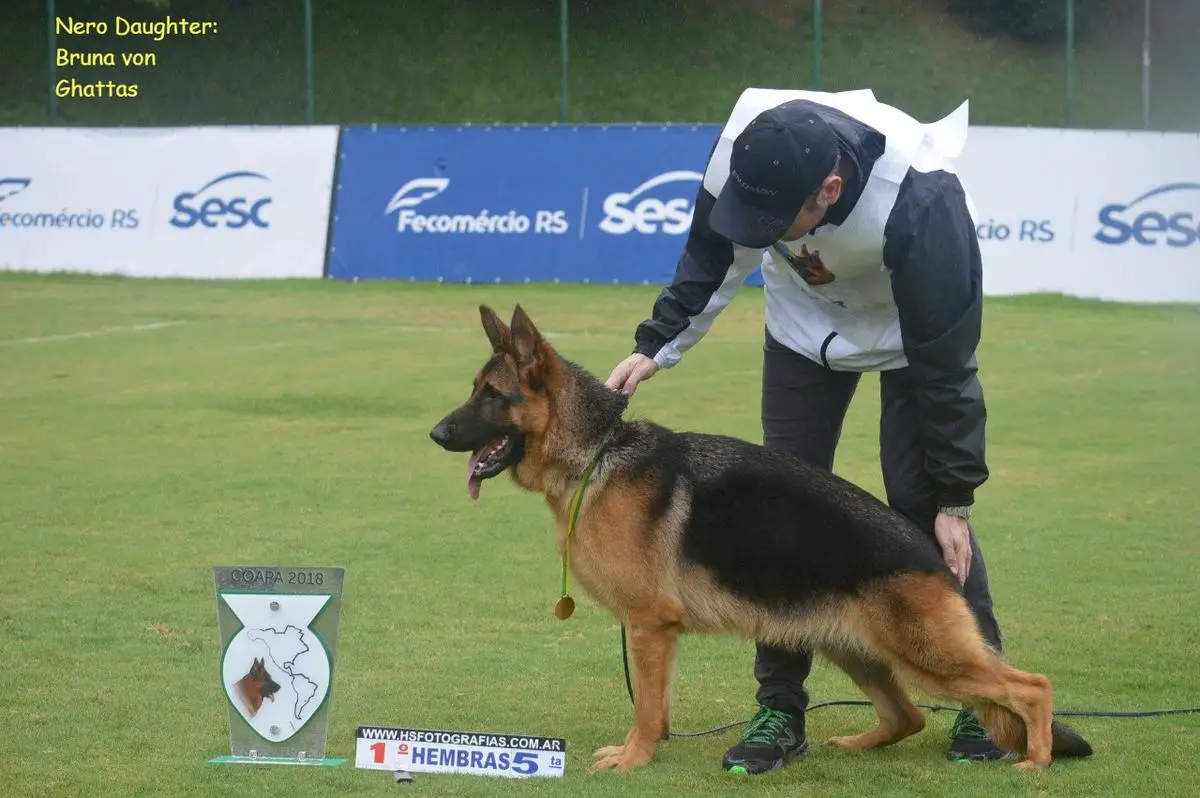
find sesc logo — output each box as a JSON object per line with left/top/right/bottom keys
{"left": 171, "top": 171, "right": 272, "bottom": 230}
{"left": 599, "top": 171, "right": 702, "bottom": 235}
{"left": 1094, "top": 182, "right": 1200, "bottom": 248}
{"left": 384, "top": 176, "right": 569, "bottom": 235}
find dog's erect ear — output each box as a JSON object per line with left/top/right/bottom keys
{"left": 479, "top": 304, "right": 511, "bottom": 354}
{"left": 509, "top": 304, "right": 546, "bottom": 367}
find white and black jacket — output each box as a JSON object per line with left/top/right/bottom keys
{"left": 630, "top": 89, "right": 988, "bottom": 509}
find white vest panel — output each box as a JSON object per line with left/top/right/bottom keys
{"left": 703, "top": 88, "right": 974, "bottom": 371}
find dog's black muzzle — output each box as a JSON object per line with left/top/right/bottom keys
{"left": 429, "top": 417, "right": 467, "bottom": 451}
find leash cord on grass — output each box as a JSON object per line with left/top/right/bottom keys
{"left": 619, "top": 623, "right": 1200, "bottom": 740}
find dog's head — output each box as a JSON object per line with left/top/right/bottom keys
{"left": 248, "top": 657, "right": 281, "bottom": 700}
{"left": 429, "top": 304, "right": 559, "bottom": 500}
{"left": 237, "top": 657, "right": 282, "bottom": 714}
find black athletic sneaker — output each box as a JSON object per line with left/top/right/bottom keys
{"left": 946, "top": 708, "right": 1008, "bottom": 761}
{"left": 722, "top": 706, "right": 809, "bottom": 774}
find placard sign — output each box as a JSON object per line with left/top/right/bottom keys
{"left": 354, "top": 726, "right": 567, "bottom": 778}
{"left": 210, "top": 565, "right": 346, "bottom": 767}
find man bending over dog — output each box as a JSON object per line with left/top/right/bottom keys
{"left": 606, "top": 87, "right": 1006, "bottom": 773}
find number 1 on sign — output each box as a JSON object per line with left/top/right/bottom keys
{"left": 369, "top": 741, "right": 410, "bottom": 767}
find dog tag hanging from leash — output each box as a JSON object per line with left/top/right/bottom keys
{"left": 555, "top": 433, "right": 611, "bottom": 620}
{"left": 556, "top": 457, "right": 591, "bottom": 620}
{"left": 555, "top": 502, "right": 577, "bottom": 620}
{"left": 555, "top": 515, "right": 577, "bottom": 620}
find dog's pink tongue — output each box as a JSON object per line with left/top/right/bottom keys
{"left": 466, "top": 451, "right": 483, "bottom": 501}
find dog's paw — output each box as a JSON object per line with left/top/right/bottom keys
{"left": 825, "top": 734, "right": 865, "bottom": 749}
{"left": 589, "top": 744, "right": 652, "bottom": 772}
{"left": 824, "top": 727, "right": 911, "bottom": 750}
{"left": 1014, "top": 759, "right": 1050, "bottom": 772}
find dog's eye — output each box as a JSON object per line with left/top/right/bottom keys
{"left": 483, "top": 384, "right": 523, "bottom": 406}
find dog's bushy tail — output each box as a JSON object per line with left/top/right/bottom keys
{"left": 975, "top": 703, "right": 1094, "bottom": 760}
{"left": 975, "top": 701, "right": 1027, "bottom": 755}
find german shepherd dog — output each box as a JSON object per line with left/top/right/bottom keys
{"left": 429, "top": 304, "right": 1092, "bottom": 773}
{"left": 235, "top": 657, "right": 281, "bottom": 718}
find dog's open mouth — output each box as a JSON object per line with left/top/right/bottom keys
{"left": 466, "top": 435, "right": 518, "bottom": 500}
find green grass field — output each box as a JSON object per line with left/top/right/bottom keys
{"left": 1, "top": 274, "right": 1198, "bottom": 796}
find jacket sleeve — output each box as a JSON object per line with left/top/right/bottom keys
{"left": 883, "top": 168, "right": 989, "bottom": 509}
{"left": 632, "top": 180, "right": 764, "bottom": 370}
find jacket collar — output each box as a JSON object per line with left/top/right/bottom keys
{"left": 808, "top": 104, "right": 886, "bottom": 229}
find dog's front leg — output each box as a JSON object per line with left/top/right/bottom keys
{"left": 591, "top": 609, "right": 681, "bottom": 772}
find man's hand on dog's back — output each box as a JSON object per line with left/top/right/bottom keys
{"left": 606, "top": 353, "right": 659, "bottom": 396}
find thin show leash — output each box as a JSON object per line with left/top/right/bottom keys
{"left": 551, "top": 431, "right": 1200, "bottom": 740}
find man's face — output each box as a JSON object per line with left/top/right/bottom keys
{"left": 778, "top": 174, "right": 844, "bottom": 242}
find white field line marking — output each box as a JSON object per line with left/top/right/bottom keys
{"left": 0, "top": 321, "right": 186, "bottom": 346}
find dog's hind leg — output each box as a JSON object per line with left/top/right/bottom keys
{"left": 590, "top": 601, "right": 683, "bottom": 772}
{"left": 856, "top": 573, "right": 1056, "bottom": 770}
{"left": 819, "top": 646, "right": 926, "bottom": 750}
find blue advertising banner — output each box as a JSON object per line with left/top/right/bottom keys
{"left": 327, "top": 124, "right": 764, "bottom": 286}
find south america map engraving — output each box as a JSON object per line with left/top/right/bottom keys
{"left": 220, "top": 594, "right": 333, "bottom": 742}
{"left": 246, "top": 626, "right": 320, "bottom": 721}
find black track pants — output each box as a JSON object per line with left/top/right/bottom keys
{"left": 754, "top": 329, "right": 1003, "bottom": 717}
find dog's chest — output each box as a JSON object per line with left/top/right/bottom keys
{"left": 560, "top": 511, "right": 660, "bottom": 614}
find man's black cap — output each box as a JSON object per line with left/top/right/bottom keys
{"left": 710, "top": 100, "right": 839, "bottom": 248}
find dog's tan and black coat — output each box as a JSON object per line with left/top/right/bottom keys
{"left": 430, "top": 304, "right": 1092, "bottom": 774}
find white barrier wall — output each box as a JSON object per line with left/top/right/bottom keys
{"left": 0, "top": 123, "right": 1196, "bottom": 302}
{"left": 956, "top": 126, "right": 1200, "bottom": 303}
{"left": 0, "top": 126, "right": 339, "bottom": 279}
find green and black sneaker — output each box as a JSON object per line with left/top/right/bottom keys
{"left": 946, "top": 708, "right": 1008, "bottom": 762}
{"left": 722, "top": 706, "right": 808, "bottom": 775}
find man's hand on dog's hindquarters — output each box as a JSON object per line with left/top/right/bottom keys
{"left": 606, "top": 353, "right": 659, "bottom": 396}
{"left": 934, "top": 513, "right": 972, "bottom": 584}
